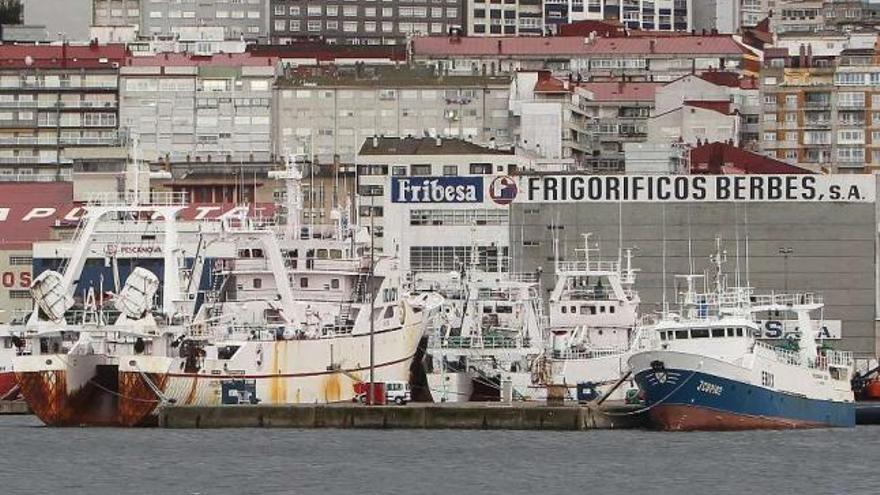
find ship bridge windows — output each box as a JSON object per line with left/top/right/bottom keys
{"left": 691, "top": 329, "right": 710, "bottom": 339}
{"left": 217, "top": 345, "right": 240, "bottom": 360}
{"left": 496, "top": 305, "right": 512, "bottom": 314}
{"left": 315, "top": 248, "right": 343, "bottom": 260}
{"left": 674, "top": 330, "right": 689, "bottom": 340}
{"left": 712, "top": 328, "right": 725, "bottom": 338}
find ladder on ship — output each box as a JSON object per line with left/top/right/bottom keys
{"left": 337, "top": 270, "right": 369, "bottom": 328}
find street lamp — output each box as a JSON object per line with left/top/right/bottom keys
{"left": 778, "top": 247, "right": 793, "bottom": 292}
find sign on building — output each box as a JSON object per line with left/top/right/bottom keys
{"left": 513, "top": 175, "right": 875, "bottom": 203}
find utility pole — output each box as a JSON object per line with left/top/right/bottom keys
{"left": 368, "top": 192, "right": 375, "bottom": 405}
{"left": 778, "top": 246, "right": 793, "bottom": 292}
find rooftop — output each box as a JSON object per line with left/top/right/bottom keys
{"left": 0, "top": 43, "right": 127, "bottom": 69}
{"left": 248, "top": 43, "right": 407, "bottom": 62}
{"left": 684, "top": 100, "right": 734, "bottom": 115}
{"left": 690, "top": 141, "right": 813, "bottom": 175}
{"left": 124, "top": 52, "right": 278, "bottom": 67}
{"left": 278, "top": 65, "right": 510, "bottom": 87}
{"left": 359, "top": 137, "right": 513, "bottom": 156}
{"left": 578, "top": 82, "right": 661, "bottom": 102}
{"left": 412, "top": 35, "right": 749, "bottom": 58}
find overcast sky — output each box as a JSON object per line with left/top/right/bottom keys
{"left": 23, "top": 0, "right": 91, "bottom": 41}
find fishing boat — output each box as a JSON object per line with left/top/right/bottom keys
{"left": 545, "top": 233, "right": 641, "bottom": 400}
{"left": 0, "top": 325, "right": 26, "bottom": 400}
{"left": 418, "top": 256, "right": 547, "bottom": 402}
{"left": 628, "top": 239, "right": 855, "bottom": 430}
{"left": 13, "top": 154, "right": 426, "bottom": 426}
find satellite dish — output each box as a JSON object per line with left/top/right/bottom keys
{"left": 24, "top": 56, "right": 33, "bottom": 66}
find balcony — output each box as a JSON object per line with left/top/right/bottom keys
{"left": 0, "top": 156, "right": 66, "bottom": 165}
{"left": 0, "top": 172, "right": 71, "bottom": 182}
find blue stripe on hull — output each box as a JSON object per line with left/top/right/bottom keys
{"left": 634, "top": 368, "right": 855, "bottom": 429}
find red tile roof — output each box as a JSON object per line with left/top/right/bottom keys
{"left": 412, "top": 35, "right": 749, "bottom": 57}
{"left": 578, "top": 82, "right": 661, "bottom": 101}
{"left": 0, "top": 43, "right": 127, "bottom": 69}
{"left": 697, "top": 70, "right": 742, "bottom": 88}
{"left": 684, "top": 100, "right": 734, "bottom": 115}
{"left": 534, "top": 72, "right": 569, "bottom": 93}
{"left": 557, "top": 20, "right": 625, "bottom": 38}
{"left": 248, "top": 43, "right": 407, "bottom": 62}
{"left": 690, "top": 142, "right": 813, "bottom": 175}
{"left": 125, "top": 52, "right": 278, "bottom": 67}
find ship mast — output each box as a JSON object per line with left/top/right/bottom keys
{"left": 268, "top": 153, "right": 304, "bottom": 241}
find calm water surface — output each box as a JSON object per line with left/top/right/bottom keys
{"left": 0, "top": 415, "right": 877, "bottom": 495}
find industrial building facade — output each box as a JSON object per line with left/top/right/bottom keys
{"left": 507, "top": 174, "right": 880, "bottom": 359}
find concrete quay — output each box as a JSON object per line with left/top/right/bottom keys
{"left": 0, "top": 401, "right": 30, "bottom": 415}
{"left": 158, "top": 402, "right": 647, "bottom": 430}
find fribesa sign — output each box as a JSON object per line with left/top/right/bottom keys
{"left": 518, "top": 175, "right": 876, "bottom": 203}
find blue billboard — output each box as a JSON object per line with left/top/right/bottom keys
{"left": 391, "top": 176, "right": 484, "bottom": 203}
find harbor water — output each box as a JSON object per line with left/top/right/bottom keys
{"left": 1, "top": 415, "right": 878, "bottom": 495}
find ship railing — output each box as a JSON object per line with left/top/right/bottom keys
{"left": 430, "top": 335, "right": 532, "bottom": 350}
{"left": 551, "top": 347, "right": 626, "bottom": 360}
{"left": 562, "top": 289, "right": 618, "bottom": 301}
{"left": 823, "top": 349, "right": 854, "bottom": 367}
{"left": 556, "top": 260, "right": 620, "bottom": 274}
{"left": 507, "top": 272, "right": 541, "bottom": 283}
{"left": 753, "top": 340, "right": 800, "bottom": 366}
{"left": 86, "top": 191, "right": 189, "bottom": 207}
{"left": 750, "top": 292, "right": 823, "bottom": 307}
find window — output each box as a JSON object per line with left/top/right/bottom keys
{"left": 691, "top": 329, "right": 710, "bottom": 339}
{"left": 331, "top": 279, "right": 340, "bottom": 289}
{"left": 253, "top": 278, "right": 262, "bottom": 289}
{"left": 300, "top": 277, "right": 309, "bottom": 288}
{"left": 9, "top": 290, "right": 29, "bottom": 299}
{"left": 711, "top": 328, "right": 725, "bottom": 338}
{"left": 9, "top": 256, "right": 31, "bottom": 265}
{"left": 411, "top": 164, "right": 431, "bottom": 175}
{"left": 443, "top": 165, "right": 457, "bottom": 176}
{"left": 392, "top": 166, "right": 406, "bottom": 176}
{"left": 469, "top": 163, "right": 491, "bottom": 174}
{"left": 674, "top": 330, "right": 688, "bottom": 340}
{"left": 735, "top": 328, "right": 743, "bottom": 337}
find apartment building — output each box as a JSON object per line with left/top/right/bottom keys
{"left": 270, "top": 0, "right": 465, "bottom": 45}
{"left": 0, "top": 44, "right": 127, "bottom": 182}
{"left": 655, "top": 72, "right": 761, "bottom": 146}
{"left": 759, "top": 46, "right": 880, "bottom": 171}
{"left": 119, "top": 52, "right": 277, "bottom": 164}
{"left": 467, "top": 0, "right": 544, "bottom": 36}
{"left": 773, "top": 1, "right": 825, "bottom": 33}
{"left": 411, "top": 35, "right": 755, "bottom": 81}
{"left": 140, "top": 0, "right": 269, "bottom": 42}
{"left": 604, "top": 0, "right": 693, "bottom": 31}
{"left": 272, "top": 66, "right": 513, "bottom": 165}
{"left": 824, "top": 0, "right": 880, "bottom": 31}
{"left": 92, "top": 0, "right": 141, "bottom": 29}
{"left": 741, "top": 0, "right": 774, "bottom": 28}
{"left": 508, "top": 71, "right": 573, "bottom": 159}
{"left": 691, "top": 0, "right": 741, "bottom": 34}
{"left": 357, "top": 136, "right": 525, "bottom": 260}
{"left": 568, "top": 82, "right": 660, "bottom": 171}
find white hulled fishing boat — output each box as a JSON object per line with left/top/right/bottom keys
{"left": 628, "top": 239, "right": 855, "bottom": 430}
{"left": 13, "top": 154, "right": 426, "bottom": 426}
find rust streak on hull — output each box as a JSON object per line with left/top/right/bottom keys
{"left": 118, "top": 372, "right": 167, "bottom": 427}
